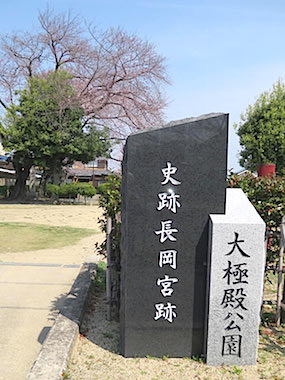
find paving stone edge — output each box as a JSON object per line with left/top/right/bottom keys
{"left": 27, "top": 262, "right": 97, "bottom": 380}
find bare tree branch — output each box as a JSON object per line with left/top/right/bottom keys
{"left": 0, "top": 98, "right": 7, "bottom": 110}
{"left": 110, "top": 155, "right": 123, "bottom": 162}
{"left": 0, "top": 6, "right": 169, "bottom": 147}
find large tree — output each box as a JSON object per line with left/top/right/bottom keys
{"left": 3, "top": 71, "right": 111, "bottom": 198}
{"left": 235, "top": 80, "right": 285, "bottom": 174}
{"left": 0, "top": 7, "right": 169, "bottom": 141}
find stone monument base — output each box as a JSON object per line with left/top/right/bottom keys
{"left": 206, "top": 188, "right": 265, "bottom": 365}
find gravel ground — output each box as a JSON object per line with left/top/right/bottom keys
{"left": 68, "top": 285, "right": 285, "bottom": 380}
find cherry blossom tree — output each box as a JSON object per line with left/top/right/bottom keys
{"left": 0, "top": 7, "right": 169, "bottom": 142}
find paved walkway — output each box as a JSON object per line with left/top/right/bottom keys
{"left": 0, "top": 204, "right": 104, "bottom": 380}
{"left": 0, "top": 261, "right": 82, "bottom": 380}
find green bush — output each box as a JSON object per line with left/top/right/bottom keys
{"left": 228, "top": 173, "right": 284, "bottom": 263}
{"left": 97, "top": 175, "right": 121, "bottom": 218}
{"left": 76, "top": 182, "right": 96, "bottom": 198}
{"left": 96, "top": 174, "right": 121, "bottom": 320}
{"left": 45, "top": 184, "right": 60, "bottom": 198}
{"left": 0, "top": 185, "right": 19, "bottom": 198}
{"left": 59, "top": 183, "right": 78, "bottom": 199}
{"left": 96, "top": 174, "right": 121, "bottom": 257}
{"left": 45, "top": 182, "right": 96, "bottom": 199}
{"left": 0, "top": 186, "right": 9, "bottom": 198}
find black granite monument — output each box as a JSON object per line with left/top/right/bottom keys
{"left": 120, "top": 113, "right": 228, "bottom": 357}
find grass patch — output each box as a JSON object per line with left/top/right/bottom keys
{"left": 0, "top": 222, "right": 95, "bottom": 253}
{"left": 94, "top": 261, "right": 107, "bottom": 290}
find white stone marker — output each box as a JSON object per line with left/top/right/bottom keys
{"left": 206, "top": 188, "right": 265, "bottom": 365}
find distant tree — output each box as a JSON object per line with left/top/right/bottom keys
{"left": 0, "top": 7, "right": 169, "bottom": 143}
{"left": 235, "top": 80, "right": 285, "bottom": 174}
{"left": 3, "top": 71, "right": 111, "bottom": 199}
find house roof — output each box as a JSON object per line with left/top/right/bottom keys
{"left": 0, "top": 161, "right": 14, "bottom": 170}
{"left": 68, "top": 168, "right": 112, "bottom": 177}
{"left": 0, "top": 167, "right": 16, "bottom": 178}
{"left": 236, "top": 169, "right": 257, "bottom": 177}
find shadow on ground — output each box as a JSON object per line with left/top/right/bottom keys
{"left": 36, "top": 263, "right": 111, "bottom": 351}
{"left": 260, "top": 325, "right": 285, "bottom": 356}
{"left": 0, "top": 198, "right": 54, "bottom": 205}
{"left": 77, "top": 284, "right": 120, "bottom": 354}
{"left": 36, "top": 290, "right": 68, "bottom": 346}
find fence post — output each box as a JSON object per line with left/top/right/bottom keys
{"left": 106, "top": 216, "right": 112, "bottom": 321}
{"left": 276, "top": 216, "right": 285, "bottom": 327}
{"left": 261, "top": 230, "right": 270, "bottom": 318}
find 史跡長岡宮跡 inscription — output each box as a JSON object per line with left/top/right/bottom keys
{"left": 120, "top": 113, "right": 228, "bottom": 357}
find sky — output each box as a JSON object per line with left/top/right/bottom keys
{"left": 1, "top": 0, "right": 285, "bottom": 172}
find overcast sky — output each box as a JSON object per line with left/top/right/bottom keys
{"left": 1, "top": 0, "right": 285, "bottom": 171}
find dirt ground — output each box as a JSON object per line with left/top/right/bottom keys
{"left": 0, "top": 204, "right": 105, "bottom": 264}
{"left": 1, "top": 203, "right": 284, "bottom": 379}
{"left": 0, "top": 203, "right": 101, "bottom": 229}
{"left": 68, "top": 285, "right": 285, "bottom": 380}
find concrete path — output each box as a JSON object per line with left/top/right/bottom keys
{"left": 0, "top": 204, "right": 104, "bottom": 380}
{"left": 0, "top": 261, "right": 81, "bottom": 380}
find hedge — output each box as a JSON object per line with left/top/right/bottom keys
{"left": 45, "top": 182, "right": 96, "bottom": 199}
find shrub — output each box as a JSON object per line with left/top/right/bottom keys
{"left": 227, "top": 173, "right": 284, "bottom": 263}
{"left": 0, "top": 186, "right": 9, "bottom": 198}
{"left": 45, "top": 184, "right": 60, "bottom": 198}
{"left": 97, "top": 175, "right": 121, "bottom": 219}
{"left": 59, "top": 183, "right": 78, "bottom": 198}
{"left": 75, "top": 182, "right": 96, "bottom": 198}
{"left": 96, "top": 174, "right": 121, "bottom": 320}
{"left": 45, "top": 182, "right": 96, "bottom": 200}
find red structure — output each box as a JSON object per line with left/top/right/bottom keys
{"left": 257, "top": 163, "right": 276, "bottom": 177}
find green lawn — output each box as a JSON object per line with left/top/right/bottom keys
{"left": 0, "top": 222, "right": 96, "bottom": 253}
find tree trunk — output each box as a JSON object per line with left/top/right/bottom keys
{"left": 10, "top": 161, "right": 32, "bottom": 200}
{"left": 43, "top": 159, "right": 64, "bottom": 185}
{"left": 51, "top": 167, "right": 62, "bottom": 185}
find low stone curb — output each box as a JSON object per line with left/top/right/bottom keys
{"left": 27, "top": 262, "right": 97, "bottom": 380}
